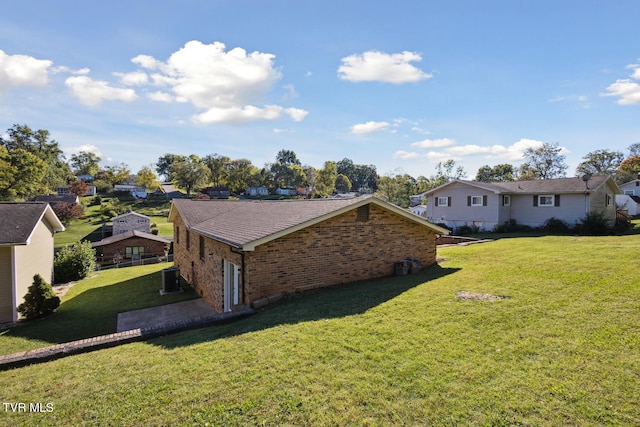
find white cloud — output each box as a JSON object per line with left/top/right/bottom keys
{"left": 393, "top": 150, "right": 423, "bottom": 160}
{"left": 0, "top": 50, "right": 52, "bottom": 89}
{"left": 411, "top": 138, "right": 456, "bottom": 149}
{"left": 192, "top": 105, "right": 308, "bottom": 125}
{"left": 350, "top": 121, "right": 390, "bottom": 134}
{"left": 602, "top": 62, "right": 640, "bottom": 105}
{"left": 338, "top": 50, "right": 432, "bottom": 83}
{"left": 65, "top": 75, "right": 138, "bottom": 106}
{"left": 63, "top": 144, "right": 103, "bottom": 158}
{"left": 115, "top": 71, "right": 149, "bottom": 86}
{"left": 147, "top": 91, "right": 173, "bottom": 103}
{"left": 129, "top": 40, "right": 305, "bottom": 124}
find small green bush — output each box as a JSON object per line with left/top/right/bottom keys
{"left": 493, "top": 219, "right": 533, "bottom": 233}
{"left": 54, "top": 241, "right": 96, "bottom": 284}
{"left": 541, "top": 217, "right": 570, "bottom": 234}
{"left": 17, "top": 274, "right": 60, "bottom": 320}
{"left": 576, "top": 212, "right": 611, "bottom": 235}
{"left": 455, "top": 224, "right": 479, "bottom": 235}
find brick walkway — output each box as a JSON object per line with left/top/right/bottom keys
{"left": 0, "top": 305, "right": 254, "bottom": 371}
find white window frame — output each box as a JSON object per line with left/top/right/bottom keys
{"left": 538, "top": 195, "right": 554, "bottom": 207}
{"left": 503, "top": 195, "right": 511, "bottom": 206}
{"left": 624, "top": 190, "right": 635, "bottom": 196}
{"left": 471, "top": 196, "right": 483, "bottom": 206}
{"left": 437, "top": 196, "right": 449, "bottom": 207}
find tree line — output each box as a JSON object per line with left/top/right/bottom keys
{"left": 2, "top": 123, "right": 640, "bottom": 208}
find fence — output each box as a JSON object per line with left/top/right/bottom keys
{"left": 96, "top": 254, "right": 174, "bottom": 271}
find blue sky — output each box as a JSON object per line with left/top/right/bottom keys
{"left": 1, "top": 1, "right": 639, "bottom": 179}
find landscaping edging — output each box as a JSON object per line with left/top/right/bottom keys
{"left": 0, "top": 305, "right": 255, "bottom": 371}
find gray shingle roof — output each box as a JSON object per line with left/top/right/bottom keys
{"left": 90, "top": 230, "right": 171, "bottom": 247}
{"left": 0, "top": 202, "right": 65, "bottom": 245}
{"left": 427, "top": 176, "right": 617, "bottom": 195}
{"left": 169, "top": 196, "right": 449, "bottom": 250}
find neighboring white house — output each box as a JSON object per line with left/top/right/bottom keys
{"left": 0, "top": 203, "right": 65, "bottom": 323}
{"left": 57, "top": 184, "right": 97, "bottom": 196}
{"left": 275, "top": 187, "right": 298, "bottom": 196}
{"left": 112, "top": 211, "right": 151, "bottom": 235}
{"left": 616, "top": 179, "right": 640, "bottom": 216}
{"left": 410, "top": 205, "right": 427, "bottom": 218}
{"left": 114, "top": 184, "right": 147, "bottom": 199}
{"left": 424, "top": 176, "right": 621, "bottom": 232}
{"left": 246, "top": 186, "right": 269, "bottom": 196}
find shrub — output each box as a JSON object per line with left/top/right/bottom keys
{"left": 541, "top": 217, "right": 570, "bottom": 234}
{"left": 54, "top": 241, "right": 96, "bottom": 284}
{"left": 17, "top": 274, "right": 60, "bottom": 320}
{"left": 455, "top": 224, "right": 479, "bottom": 235}
{"left": 492, "top": 219, "right": 533, "bottom": 233}
{"left": 52, "top": 202, "right": 85, "bottom": 225}
{"left": 577, "top": 212, "right": 611, "bottom": 235}
{"left": 90, "top": 195, "right": 102, "bottom": 206}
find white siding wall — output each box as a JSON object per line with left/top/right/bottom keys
{"left": 511, "top": 193, "right": 589, "bottom": 228}
{"left": 427, "top": 182, "right": 500, "bottom": 231}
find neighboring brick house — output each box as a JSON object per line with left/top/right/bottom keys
{"left": 112, "top": 211, "right": 151, "bottom": 235}
{"left": 168, "top": 196, "right": 449, "bottom": 313}
{"left": 91, "top": 230, "right": 170, "bottom": 265}
{"left": 0, "top": 202, "right": 65, "bottom": 323}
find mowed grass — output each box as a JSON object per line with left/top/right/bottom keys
{"left": 0, "top": 263, "right": 197, "bottom": 355}
{"left": 1, "top": 235, "right": 639, "bottom": 426}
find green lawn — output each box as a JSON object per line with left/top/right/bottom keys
{"left": 1, "top": 234, "right": 639, "bottom": 426}
{"left": 0, "top": 263, "right": 197, "bottom": 355}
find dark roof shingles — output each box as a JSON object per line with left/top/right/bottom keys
{"left": 0, "top": 202, "right": 49, "bottom": 245}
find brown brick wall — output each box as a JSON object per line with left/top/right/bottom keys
{"left": 96, "top": 237, "right": 167, "bottom": 264}
{"left": 172, "top": 215, "right": 243, "bottom": 312}
{"left": 244, "top": 204, "right": 437, "bottom": 304}
{"left": 173, "top": 203, "right": 438, "bottom": 312}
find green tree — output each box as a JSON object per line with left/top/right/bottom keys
{"left": 156, "top": 153, "right": 186, "bottom": 181}
{"left": 0, "top": 124, "right": 71, "bottom": 193}
{"left": 203, "top": 154, "right": 231, "bottom": 187}
{"left": 70, "top": 151, "right": 102, "bottom": 176}
{"left": 136, "top": 165, "right": 158, "bottom": 190}
{"left": 54, "top": 241, "right": 96, "bottom": 284}
{"left": 0, "top": 147, "right": 46, "bottom": 200}
{"left": 375, "top": 172, "right": 416, "bottom": 207}
{"left": 335, "top": 174, "right": 352, "bottom": 193}
{"left": 575, "top": 149, "right": 623, "bottom": 177}
{"left": 269, "top": 149, "right": 304, "bottom": 188}
{"left": 104, "top": 163, "right": 131, "bottom": 186}
{"left": 518, "top": 142, "right": 567, "bottom": 180}
{"left": 227, "top": 158, "right": 259, "bottom": 193}
{"left": 628, "top": 143, "right": 640, "bottom": 157}
{"left": 315, "top": 161, "right": 337, "bottom": 197}
{"left": 430, "top": 159, "right": 466, "bottom": 187}
{"left": 17, "top": 274, "right": 60, "bottom": 320}
{"left": 475, "top": 164, "right": 515, "bottom": 182}
{"left": 171, "top": 155, "right": 210, "bottom": 197}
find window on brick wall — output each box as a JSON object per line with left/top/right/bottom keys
{"left": 125, "top": 246, "right": 145, "bottom": 259}
{"left": 357, "top": 205, "right": 370, "bottom": 221}
{"left": 176, "top": 226, "right": 180, "bottom": 244}
{"left": 186, "top": 230, "right": 190, "bottom": 250}
{"left": 199, "top": 235, "right": 205, "bottom": 260}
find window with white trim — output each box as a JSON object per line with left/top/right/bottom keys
{"left": 538, "top": 195, "right": 554, "bottom": 207}
{"left": 471, "top": 196, "right": 483, "bottom": 206}
{"left": 502, "top": 195, "right": 511, "bottom": 206}
{"left": 437, "top": 196, "right": 449, "bottom": 207}
{"left": 624, "top": 190, "right": 635, "bottom": 195}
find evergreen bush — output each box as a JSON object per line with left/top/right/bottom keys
{"left": 17, "top": 274, "right": 60, "bottom": 320}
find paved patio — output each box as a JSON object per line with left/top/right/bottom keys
{"left": 116, "top": 298, "right": 218, "bottom": 332}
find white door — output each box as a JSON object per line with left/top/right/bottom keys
{"left": 223, "top": 260, "right": 240, "bottom": 312}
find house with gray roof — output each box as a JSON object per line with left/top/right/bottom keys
{"left": 91, "top": 230, "right": 170, "bottom": 266}
{"left": 168, "top": 196, "right": 449, "bottom": 313}
{"left": 424, "top": 176, "right": 621, "bottom": 232}
{"left": 0, "top": 202, "right": 65, "bottom": 323}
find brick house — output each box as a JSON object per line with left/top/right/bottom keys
{"left": 168, "top": 196, "right": 449, "bottom": 313}
{"left": 91, "top": 230, "right": 170, "bottom": 265}
{"left": 0, "top": 203, "right": 65, "bottom": 323}
{"left": 112, "top": 211, "right": 151, "bottom": 235}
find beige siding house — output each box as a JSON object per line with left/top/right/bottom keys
{"left": 168, "top": 196, "right": 449, "bottom": 313}
{"left": 425, "top": 176, "right": 621, "bottom": 231}
{"left": 0, "top": 203, "right": 65, "bottom": 324}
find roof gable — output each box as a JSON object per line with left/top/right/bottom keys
{"left": 0, "top": 202, "right": 65, "bottom": 245}
{"left": 169, "top": 196, "right": 449, "bottom": 251}
{"left": 90, "top": 230, "right": 170, "bottom": 247}
{"left": 112, "top": 211, "right": 151, "bottom": 221}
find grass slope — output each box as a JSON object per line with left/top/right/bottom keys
{"left": 1, "top": 235, "right": 639, "bottom": 426}
{"left": 0, "top": 263, "right": 197, "bottom": 355}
